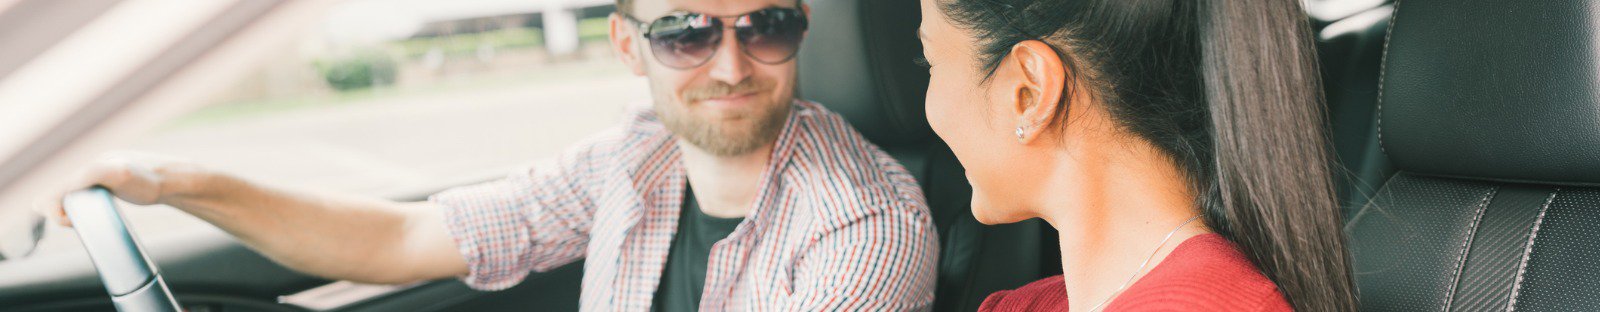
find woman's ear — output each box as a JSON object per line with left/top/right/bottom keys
{"left": 999, "top": 40, "right": 1067, "bottom": 144}
{"left": 609, "top": 14, "right": 648, "bottom": 75}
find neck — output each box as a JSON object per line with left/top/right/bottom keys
{"left": 678, "top": 141, "right": 773, "bottom": 218}
{"left": 1036, "top": 142, "right": 1210, "bottom": 312}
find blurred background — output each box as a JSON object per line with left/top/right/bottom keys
{"left": 26, "top": 0, "right": 650, "bottom": 257}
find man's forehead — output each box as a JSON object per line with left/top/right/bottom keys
{"left": 630, "top": 0, "right": 800, "bottom": 19}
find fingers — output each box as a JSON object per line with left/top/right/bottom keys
{"left": 31, "top": 190, "right": 73, "bottom": 228}
{"left": 34, "top": 151, "right": 190, "bottom": 228}
{"left": 84, "top": 161, "right": 126, "bottom": 190}
{"left": 37, "top": 152, "right": 153, "bottom": 228}
{"left": 53, "top": 201, "right": 72, "bottom": 228}
{"left": 81, "top": 153, "right": 163, "bottom": 205}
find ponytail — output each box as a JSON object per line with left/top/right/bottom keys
{"left": 1197, "top": 1, "right": 1357, "bottom": 311}
{"left": 939, "top": 0, "right": 1358, "bottom": 310}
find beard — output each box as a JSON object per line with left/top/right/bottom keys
{"left": 655, "top": 78, "right": 791, "bottom": 157}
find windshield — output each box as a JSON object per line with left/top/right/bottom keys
{"left": 0, "top": 0, "right": 646, "bottom": 260}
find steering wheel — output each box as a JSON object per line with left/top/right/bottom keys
{"left": 62, "top": 187, "right": 182, "bottom": 312}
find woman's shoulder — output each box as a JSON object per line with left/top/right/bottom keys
{"left": 977, "top": 234, "right": 1293, "bottom": 312}
{"left": 978, "top": 275, "right": 1070, "bottom": 312}
{"left": 1109, "top": 233, "right": 1291, "bottom": 311}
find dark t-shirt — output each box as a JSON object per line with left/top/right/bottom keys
{"left": 651, "top": 186, "right": 744, "bottom": 312}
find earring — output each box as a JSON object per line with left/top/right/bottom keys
{"left": 1015, "top": 126, "right": 1026, "bottom": 140}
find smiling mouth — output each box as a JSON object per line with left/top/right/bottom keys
{"left": 697, "top": 91, "right": 759, "bottom": 108}
{"left": 710, "top": 91, "right": 756, "bottom": 100}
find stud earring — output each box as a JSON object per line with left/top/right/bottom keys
{"left": 1015, "top": 126, "right": 1026, "bottom": 140}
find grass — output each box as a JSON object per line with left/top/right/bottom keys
{"left": 159, "top": 18, "right": 628, "bottom": 131}
{"left": 579, "top": 17, "right": 611, "bottom": 43}
{"left": 163, "top": 59, "right": 632, "bottom": 131}
{"left": 392, "top": 17, "right": 610, "bottom": 60}
{"left": 393, "top": 28, "right": 545, "bottom": 59}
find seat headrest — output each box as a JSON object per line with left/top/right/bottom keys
{"left": 1379, "top": 0, "right": 1600, "bottom": 185}
{"left": 795, "top": 0, "right": 933, "bottom": 149}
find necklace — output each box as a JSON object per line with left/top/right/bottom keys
{"left": 1086, "top": 214, "right": 1203, "bottom": 312}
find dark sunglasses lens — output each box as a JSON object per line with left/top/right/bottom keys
{"left": 737, "top": 9, "right": 807, "bottom": 64}
{"left": 648, "top": 14, "right": 721, "bottom": 68}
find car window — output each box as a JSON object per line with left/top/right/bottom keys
{"left": 26, "top": 0, "right": 647, "bottom": 257}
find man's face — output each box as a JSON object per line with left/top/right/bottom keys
{"left": 612, "top": 0, "right": 806, "bottom": 157}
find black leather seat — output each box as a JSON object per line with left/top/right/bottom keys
{"left": 1346, "top": 0, "right": 1600, "bottom": 310}
{"left": 795, "top": 0, "right": 1058, "bottom": 310}
{"left": 1317, "top": 4, "right": 1396, "bottom": 217}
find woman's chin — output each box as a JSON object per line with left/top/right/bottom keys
{"left": 969, "top": 199, "right": 1029, "bottom": 225}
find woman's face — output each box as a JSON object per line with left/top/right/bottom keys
{"left": 917, "top": 0, "right": 1056, "bottom": 224}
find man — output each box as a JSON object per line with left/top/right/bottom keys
{"left": 40, "top": 0, "right": 937, "bottom": 310}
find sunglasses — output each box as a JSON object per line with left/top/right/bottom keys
{"left": 622, "top": 7, "right": 809, "bottom": 69}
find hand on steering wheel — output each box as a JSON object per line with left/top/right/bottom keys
{"left": 62, "top": 187, "right": 182, "bottom": 312}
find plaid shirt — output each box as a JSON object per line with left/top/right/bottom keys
{"left": 430, "top": 100, "right": 938, "bottom": 311}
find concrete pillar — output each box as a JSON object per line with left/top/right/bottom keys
{"left": 542, "top": 4, "right": 580, "bottom": 56}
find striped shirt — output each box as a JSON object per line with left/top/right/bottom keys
{"left": 430, "top": 100, "right": 938, "bottom": 311}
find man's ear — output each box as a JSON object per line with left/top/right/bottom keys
{"left": 609, "top": 13, "right": 647, "bottom": 75}
{"left": 998, "top": 40, "right": 1067, "bottom": 144}
{"left": 801, "top": 4, "right": 812, "bottom": 36}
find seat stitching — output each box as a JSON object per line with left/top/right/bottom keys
{"left": 1504, "top": 188, "right": 1560, "bottom": 312}
{"left": 1375, "top": 0, "right": 1402, "bottom": 158}
{"left": 1442, "top": 186, "right": 1497, "bottom": 312}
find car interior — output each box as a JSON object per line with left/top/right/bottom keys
{"left": 3, "top": 0, "right": 1599, "bottom": 311}
{"left": 1340, "top": 0, "right": 1600, "bottom": 310}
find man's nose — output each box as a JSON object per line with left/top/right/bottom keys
{"left": 705, "top": 27, "right": 752, "bottom": 85}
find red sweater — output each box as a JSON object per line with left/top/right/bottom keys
{"left": 978, "top": 234, "right": 1291, "bottom": 311}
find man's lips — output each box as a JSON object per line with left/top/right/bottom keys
{"left": 698, "top": 92, "right": 759, "bottom": 108}
{"left": 706, "top": 91, "right": 757, "bottom": 101}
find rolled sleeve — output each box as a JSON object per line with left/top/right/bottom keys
{"left": 430, "top": 141, "right": 607, "bottom": 291}
{"left": 786, "top": 204, "right": 940, "bottom": 311}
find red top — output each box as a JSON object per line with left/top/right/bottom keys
{"left": 978, "top": 234, "right": 1291, "bottom": 311}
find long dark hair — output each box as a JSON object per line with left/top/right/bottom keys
{"left": 938, "top": 0, "right": 1356, "bottom": 310}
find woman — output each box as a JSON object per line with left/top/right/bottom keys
{"left": 915, "top": 0, "right": 1356, "bottom": 311}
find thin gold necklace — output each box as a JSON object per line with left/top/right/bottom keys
{"left": 1086, "top": 214, "right": 1203, "bottom": 312}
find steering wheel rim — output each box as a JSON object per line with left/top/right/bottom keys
{"left": 62, "top": 187, "right": 182, "bottom": 312}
